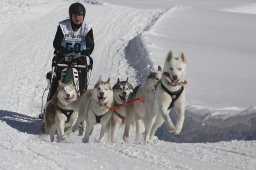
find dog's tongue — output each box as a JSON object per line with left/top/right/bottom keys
{"left": 65, "top": 95, "right": 75, "bottom": 101}
{"left": 98, "top": 98, "right": 104, "bottom": 103}
{"left": 122, "top": 96, "right": 128, "bottom": 102}
{"left": 171, "top": 80, "right": 179, "bottom": 86}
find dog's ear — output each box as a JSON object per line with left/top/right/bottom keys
{"left": 98, "top": 75, "right": 102, "bottom": 81}
{"left": 58, "top": 80, "right": 63, "bottom": 87}
{"left": 68, "top": 81, "right": 74, "bottom": 87}
{"left": 117, "top": 78, "right": 120, "bottom": 83}
{"left": 147, "top": 65, "right": 153, "bottom": 73}
{"left": 158, "top": 65, "right": 162, "bottom": 71}
{"left": 107, "top": 77, "right": 110, "bottom": 83}
{"left": 180, "top": 52, "right": 186, "bottom": 63}
{"left": 166, "top": 50, "right": 173, "bottom": 62}
{"left": 126, "top": 77, "right": 129, "bottom": 82}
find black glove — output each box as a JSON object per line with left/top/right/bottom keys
{"left": 81, "top": 49, "right": 89, "bottom": 56}
{"left": 60, "top": 46, "right": 70, "bottom": 54}
{"left": 88, "top": 55, "right": 93, "bottom": 70}
{"left": 52, "top": 55, "right": 63, "bottom": 67}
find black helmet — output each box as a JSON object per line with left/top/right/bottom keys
{"left": 69, "top": 3, "right": 86, "bottom": 18}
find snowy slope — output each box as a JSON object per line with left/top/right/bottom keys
{"left": 0, "top": 0, "right": 256, "bottom": 169}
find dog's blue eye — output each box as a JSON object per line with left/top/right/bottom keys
{"left": 178, "top": 68, "right": 182, "bottom": 71}
{"left": 97, "top": 88, "right": 100, "bottom": 91}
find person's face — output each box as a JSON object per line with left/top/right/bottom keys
{"left": 71, "top": 13, "right": 84, "bottom": 25}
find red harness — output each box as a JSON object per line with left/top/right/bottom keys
{"left": 106, "top": 97, "right": 145, "bottom": 111}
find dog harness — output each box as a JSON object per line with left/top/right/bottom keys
{"left": 160, "top": 82, "right": 184, "bottom": 110}
{"left": 56, "top": 106, "right": 74, "bottom": 123}
{"left": 114, "top": 110, "right": 125, "bottom": 123}
{"left": 94, "top": 102, "right": 109, "bottom": 123}
{"left": 95, "top": 115, "right": 104, "bottom": 123}
{"left": 133, "top": 84, "right": 141, "bottom": 97}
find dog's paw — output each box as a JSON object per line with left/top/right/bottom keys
{"left": 60, "top": 135, "right": 67, "bottom": 142}
{"left": 151, "top": 135, "right": 159, "bottom": 144}
{"left": 95, "top": 139, "right": 103, "bottom": 143}
{"left": 144, "top": 138, "right": 153, "bottom": 145}
{"left": 144, "top": 140, "right": 153, "bottom": 145}
{"left": 78, "top": 128, "right": 84, "bottom": 136}
{"left": 123, "top": 136, "right": 130, "bottom": 144}
{"left": 174, "top": 127, "right": 182, "bottom": 135}
{"left": 167, "top": 126, "right": 176, "bottom": 133}
{"left": 82, "top": 137, "right": 89, "bottom": 143}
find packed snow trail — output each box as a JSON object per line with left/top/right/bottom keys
{"left": 1, "top": 119, "right": 256, "bottom": 170}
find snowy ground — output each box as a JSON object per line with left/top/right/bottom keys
{"left": 0, "top": 0, "right": 256, "bottom": 169}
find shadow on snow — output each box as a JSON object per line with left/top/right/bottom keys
{"left": 0, "top": 110, "right": 42, "bottom": 135}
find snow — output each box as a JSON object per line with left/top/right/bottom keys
{"left": 0, "top": 0, "right": 256, "bottom": 169}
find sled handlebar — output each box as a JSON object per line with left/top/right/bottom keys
{"left": 53, "top": 53, "right": 93, "bottom": 71}
{"left": 56, "top": 63, "right": 87, "bottom": 68}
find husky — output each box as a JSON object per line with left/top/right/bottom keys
{"left": 144, "top": 51, "right": 187, "bottom": 144}
{"left": 44, "top": 81, "right": 79, "bottom": 142}
{"left": 123, "top": 65, "right": 162, "bottom": 143}
{"left": 108, "top": 78, "right": 134, "bottom": 143}
{"left": 74, "top": 77, "right": 113, "bottom": 143}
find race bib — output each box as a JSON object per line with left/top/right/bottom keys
{"left": 61, "top": 40, "right": 87, "bottom": 53}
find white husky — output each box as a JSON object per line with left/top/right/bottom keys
{"left": 44, "top": 82, "right": 79, "bottom": 142}
{"left": 144, "top": 51, "right": 187, "bottom": 144}
{"left": 75, "top": 77, "right": 113, "bottom": 143}
{"left": 123, "top": 66, "right": 162, "bottom": 143}
{"left": 107, "top": 78, "right": 133, "bottom": 143}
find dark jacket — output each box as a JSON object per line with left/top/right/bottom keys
{"left": 53, "top": 24, "right": 94, "bottom": 56}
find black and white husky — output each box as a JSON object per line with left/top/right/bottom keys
{"left": 144, "top": 51, "right": 187, "bottom": 144}
{"left": 123, "top": 66, "right": 162, "bottom": 143}
{"left": 108, "top": 78, "right": 134, "bottom": 143}
{"left": 44, "top": 82, "right": 79, "bottom": 142}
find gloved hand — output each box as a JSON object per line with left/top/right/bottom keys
{"left": 59, "top": 46, "right": 70, "bottom": 54}
{"left": 52, "top": 55, "right": 63, "bottom": 67}
{"left": 81, "top": 49, "right": 89, "bottom": 56}
{"left": 88, "top": 56, "right": 93, "bottom": 70}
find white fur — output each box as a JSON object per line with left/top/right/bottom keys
{"left": 144, "top": 51, "right": 187, "bottom": 144}
{"left": 74, "top": 77, "right": 113, "bottom": 143}
{"left": 123, "top": 66, "right": 162, "bottom": 143}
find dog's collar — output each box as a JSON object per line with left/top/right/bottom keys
{"left": 56, "top": 106, "right": 74, "bottom": 122}
{"left": 97, "top": 102, "right": 108, "bottom": 107}
{"left": 160, "top": 81, "right": 184, "bottom": 110}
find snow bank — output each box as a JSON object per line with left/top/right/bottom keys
{"left": 157, "top": 106, "right": 256, "bottom": 143}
